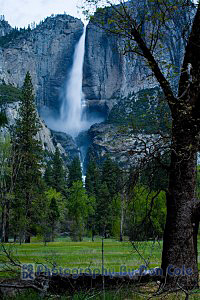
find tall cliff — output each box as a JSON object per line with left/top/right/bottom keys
{"left": 82, "top": 2, "right": 190, "bottom": 114}
{"left": 81, "top": 1, "right": 193, "bottom": 167}
{"left": 0, "top": 8, "right": 190, "bottom": 117}
{"left": 0, "top": 15, "right": 83, "bottom": 112}
{"left": 0, "top": 7, "right": 194, "bottom": 168}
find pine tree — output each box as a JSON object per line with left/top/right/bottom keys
{"left": 85, "top": 159, "right": 100, "bottom": 197}
{"left": 101, "top": 156, "right": 121, "bottom": 198}
{"left": 0, "top": 111, "right": 7, "bottom": 127}
{"left": 0, "top": 133, "right": 11, "bottom": 242}
{"left": 44, "top": 147, "right": 66, "bottom": 193}
{"left": 13, "top": 72, "right": 43, "bottom": 243}
{"left": 68, "top": 156, "right": 82, "bottom": 187}
{"left": 85, "top": 159, "right": 100, "bottom": 240}
{"left": 48, "top": 197, "right": 60, "bottom": 241}
{"left": 44, "top": 161, "right": 53, "bottom": 186}
{"left": 96, "top": 182, "right": 112, "bottom": 238}
{"left": 68, "top": 181, "right": 94, "bottom": 241}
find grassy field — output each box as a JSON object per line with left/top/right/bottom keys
{"left": 1, "top": 237, "right": 200, "bottom": 299}
{"left": 2, "top": 237, "right": 163, "bottom": 274}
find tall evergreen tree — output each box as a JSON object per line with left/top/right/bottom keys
{"left": 44, "top": 161, "right": 53, "bottom": 187}
{"left": 68, "top": 156, "right": 82, "bottom": 187}
{"left": 85, "top": 159, "right": 100, "bottom": 197}
{"left": 68, "top": 181, "right": 94, "bottom": 241}
{"left": 96, "top": 182, "right": 112, "bottom": 238}
{"left": 13, "top": 72, "right": 43, "bottom": 243}
{"left": 44, "top": 147, "right": 66, "bottom": 193}
{"left": 48, "top": 197, "right": 60, "bottom": 242}
{"left": 0, "top": 133, "right": 11, "bottom": 242}
{"left": 101, "top": 156, "right": 121, "bottom": 198}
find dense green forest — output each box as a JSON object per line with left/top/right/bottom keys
{"left": 0, "top": 73, "right": 169, "bottom": 244}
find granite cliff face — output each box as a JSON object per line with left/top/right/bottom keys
{"left": 83, "top": 22, "right": 156, "bottom": 114}
{"left": 0, "top": 15, "right": 83, "bottom": 112}
{"left": 81, "top": 2, "right": 192, "bottom": 167}
{"left": 0, "top": 8, "right": 188, "bottom": 116}
{"left": 1, "top": 102, "right": 62, "bottom": 155}
{"left": 82, "top": 2, "right": 189, "bottom": 114}
{"left": 87, "top": 122, "right": 169, "bottom": 169}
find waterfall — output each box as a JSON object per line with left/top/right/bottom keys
{"left": 60, "top": 26, "right": 86, "bottom": 138}
{"left": 41, "top": 24, "right": 104, "bottom": 179}
{"left": 42, "top": 24, "right": 104, "bottom": 137}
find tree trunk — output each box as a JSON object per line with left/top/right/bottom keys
{"left": 161, "top": 122, "right": 199, "bottom": 289}
{"left": 92, "top": 225, "right": 95, "bottom": 242}
{"left": 120, "top": 193, "right": 125, "bottom": 242}
{"left": 1, "top": 201, "right": 9, "bottom": 243}
{"left": 5, "top": 201, "right": 9, "bottom": 243}
{"left": 25, "top": 235, "right": 30, "bottom": 243}
{"left": 14, "top": 235, "right": 17, "bottom": 243}
{"left": 1, "top": 206, "right": 6, "bottom": 243}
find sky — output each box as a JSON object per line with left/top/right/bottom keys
{"left": 1, "top": 0, "right": 197, "bottom": 29}
{"left": 0, "top": 0, "right": 85, "bottom": 28}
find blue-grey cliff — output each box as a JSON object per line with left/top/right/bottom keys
{"left": 0, "top": 15, "right": 83, "bottom": 112}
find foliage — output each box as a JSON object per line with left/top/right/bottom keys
{"left": 101, "top": 156, "right": 122, "bottom": 198}
{"left": 37, "top": 188, "right": 64, "bottom": 243}
{"left": 0, "top": 133, "right": 11, "bottom": 184}
{"left": 140, "top": 153, "right": 170, "bottom": 191}
{"left": 108, "top": 88, "right": 171, "bottom": 133}
{"left": 85, "top": 158, "right": 100, "bottom": 197}
{"left": 0, "top": 111, "right": 8, "bottom": 127}
{"left": 68, "top": 181, "right": 95, "bottom": 241}
{"left": 0, "top": 27, "right": 31, "bottom": 48}
{"left": 44, "top": 147, "right": 66, "bottom": 194}
{"left": 12, "top": 72, "right": 44, "bottom": 243}
{"left": 0, "top": 83, "right": 22, "bottom": 105}
{"left": 0, "top": 133, "right": 12, "bottom": 242}
{"left": 68, "top": 156, "right": 82, "bottom": 187}
{"left": 126, "top": 185, "right": 166, "bottom": 240}
{"left": 0, "top": 83, "right": 22, "bottom": 127}
{"left": 96, "top": 182, "right": 112, "bottom": 237}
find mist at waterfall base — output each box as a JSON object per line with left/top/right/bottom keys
{"left": 42, "top": 26, "right": 104, "bottom": 138}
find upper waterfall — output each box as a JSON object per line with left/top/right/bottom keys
{"left": 60, "top": 26, "right": 86, "bottom": 137}
{"left": 41, "top": 24, "right": 104, "bottom": 138}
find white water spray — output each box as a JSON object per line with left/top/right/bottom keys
{"left": 60, "top": 26, "right": 86, "bottom": 137}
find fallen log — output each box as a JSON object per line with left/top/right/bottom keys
{"left": 0, "top": 270, "right": 162, "bottom": 296}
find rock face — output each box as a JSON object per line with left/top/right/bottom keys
{"left": 0, "top": 15, "right": 83, "bottom": 112}
{"left": 1, "top": 102, "right": 57, "bottom": 154}
{"left": 83, "top": 22, "right": 156, "bottom": 113}
{"left": 51, "top": 130, "right": 80, "bottom": 164}
{"left": 0, "top": 6, "right": 189, "bottom": 116}
{"left": 81, "top": 1, "right": 191, "bottom": 167}
{"left": 0, "top": 19, "right": 12, "bottom": 37}
{"left": 87, "top": 122, "right": 168, "bottom": 169}
{"left": 82, "top": 1, "right": 189, "bottom": 113}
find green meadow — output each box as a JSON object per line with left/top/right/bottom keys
{"left": 3, "top": 236, "right": 200, "bottom": 273}
{"left": 1, "top": 237, "right": 200, "bottom": 299}
{"left": 2, "top": 237, "right": 163, "bottom": 275}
